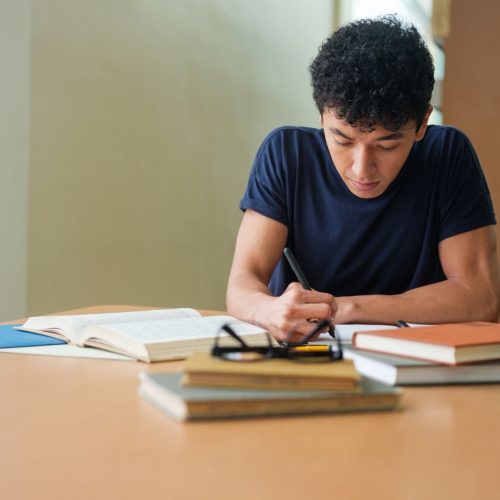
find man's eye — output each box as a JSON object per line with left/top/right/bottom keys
{"left": 335, "top": 140, "right": 352, "bottom": 147}
{"left": 378, "top": 144, "right": 398, "bottom": 151}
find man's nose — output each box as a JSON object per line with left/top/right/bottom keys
{"left": 352, "top": 147, "right": 375, "bottom": 179}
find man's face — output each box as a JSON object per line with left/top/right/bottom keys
{"left": 321, "top": 109, "right": 430, "bottom": 199}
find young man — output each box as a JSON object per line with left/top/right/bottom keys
{"left": 226, "top": 16, "right": 500, "bottom": 343}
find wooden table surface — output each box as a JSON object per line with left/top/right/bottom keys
{"left": 1, "top": 306, "right": 499, "bottom": 500}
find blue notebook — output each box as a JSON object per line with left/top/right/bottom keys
{"left": 0, "top": 324, "right": 66, "bottom": 348}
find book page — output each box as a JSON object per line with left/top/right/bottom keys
{"left": 315, "top": 323, "right": 427, "bottom": 343}
{"left": 82, "top": 315, "right": 264, "bottom": 345}
{"left": 316, "top": 324, "right": 396, "bottom": 343}
{"left": 20, "top": 308, "right": 200, "bottom": 341}
{"left": 66, "top": 308, "right": 201, "bottom": 329}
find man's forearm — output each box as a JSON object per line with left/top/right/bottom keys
{"left": 226, "top": 273, "right": 275, "bottom": 329}
{"left": 336, "top": 278, "right": 500, "bottom": 325}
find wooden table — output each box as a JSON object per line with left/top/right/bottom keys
{"left": 1, "top": 307, "right": 499, "bottom": 500}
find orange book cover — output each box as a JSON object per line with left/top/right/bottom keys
{"left": 353, "top": 322, "right": 500, "bottom": 347}
{"left": 352, "top": 322, "right": 500, "bottom": 365}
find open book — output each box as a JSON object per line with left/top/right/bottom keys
{"left": 17, "top": 308, "right": 268, "bottom": 362}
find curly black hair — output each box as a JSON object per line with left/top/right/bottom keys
{"left": 309, "top": 15, "right": 435, "bottom": 131}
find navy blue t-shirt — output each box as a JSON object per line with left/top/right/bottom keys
{"left": 240, "top": 125, "right": 496, "bottom": 297}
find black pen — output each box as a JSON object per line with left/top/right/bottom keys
{"left": 283, "top": 247, "right": 336, "bottom": 340}
{"left": 284, "top": 247, "right": 311, "bottom": 290}
{"left": 395, "top": 320, "right": 410, "bottom": 328}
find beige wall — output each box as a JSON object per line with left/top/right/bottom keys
{"left": 0, "top": 0, "right": 31, "bottom": 320}
{"left": 443, "top": 0, "right": 500, "bottom": 249}
{"left": 4, "top": 1, "right": 497, "bottom": 320}
{"left": 26, "top": 1, "right": 333, "bottom": 315}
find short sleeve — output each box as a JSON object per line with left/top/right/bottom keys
{"left": 438, "top": 130, "right": 496, "bottom": 241}
{"left": 239, "top": 129, "right": 289, "bottom": 226}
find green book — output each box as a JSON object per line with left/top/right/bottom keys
{"left": 138, "top": 372, "right": 401, "bottom": 421}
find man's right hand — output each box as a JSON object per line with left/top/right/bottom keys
{"left": 261, "top": 282, "right": 337, "bottom": 343}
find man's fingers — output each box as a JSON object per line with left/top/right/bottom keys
{"left": 293, "top": 302, "right": 335, "bottom": 321}
{"left": 274, "top": 317, "right": 330, "bottom": 344}
{"left": 273, "top": 282, "right": 338, "bottom": 342}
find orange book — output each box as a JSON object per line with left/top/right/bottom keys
{"left": 352, "top": 322, "right": 500, "bottom": 365}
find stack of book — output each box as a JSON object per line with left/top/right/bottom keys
{"left": 346, "top": 322, "right": 500, "bottom": 386}
{"left": 138, "top": 351, "right": 402, "bottom": 421}
{"left": 14, "top": 309, "right": 398, "bottom": 420}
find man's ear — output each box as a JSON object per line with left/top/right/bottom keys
{"left": 415, "top": 106, "right": 433, "bottom": 141}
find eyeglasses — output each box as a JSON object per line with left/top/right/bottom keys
{"left": 211, "top": 319, "right": 343, "bottom": 362}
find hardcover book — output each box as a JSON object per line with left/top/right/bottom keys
{"left": 139, "top": 372, "right": 401, "bottom": 421}
{"left": 183, "top": 351, "right": 360, "bottom": 391}
{"left": 352, "top": 322, "right": 500, "bottom": 365}
{"left": 344, "top": 346, "right": 500, "bottom": 385}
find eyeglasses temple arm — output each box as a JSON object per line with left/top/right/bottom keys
{"left": 221, "top": 324, "right": 250, "bottom": 348}
{"left": 298, "top": 319, "right": 331, "bottom": 345}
